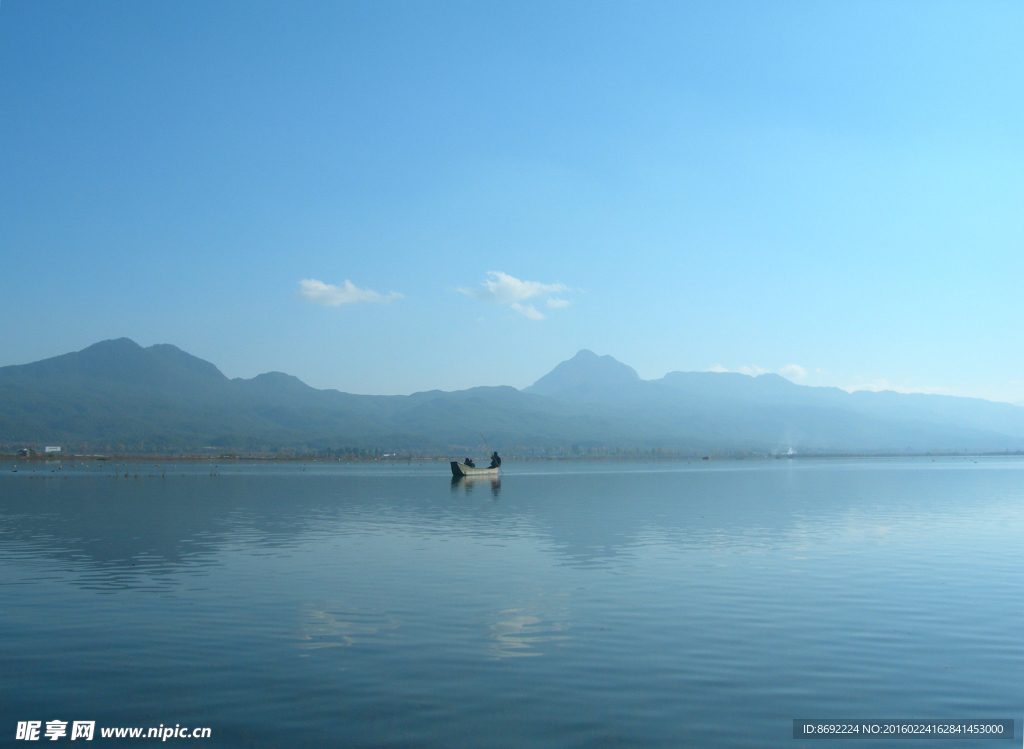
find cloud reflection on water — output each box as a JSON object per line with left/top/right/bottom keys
{"left": 297, "top": 603, "right": 400, "bottom": 650}
{"left": 488, "top": 607, "right": 570, "bottom": 659}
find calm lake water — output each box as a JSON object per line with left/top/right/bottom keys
{"left": 1, "top": 458, "right": 1022, "bottom": 747}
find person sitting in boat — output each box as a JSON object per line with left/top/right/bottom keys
{"left": 464, "top": 458, "right": 475, "bottom": 468}
{"left": 488, "top": 452, "right": 501, "bottom": 469}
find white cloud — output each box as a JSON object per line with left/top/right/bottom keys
{"left": 511, "top": 302, "right": 545, "bottom": 320}
{"left": 726, "top": 363, "right": 809, "bottom": 380}
{"left": 779, "top": 363, "right": 808, "bottom": 380}
{"left": 459, "top": 271, "right": 569, "bottom": 321}
{"left": 299, "top": 279, "right": 402, "bottom": 306}
{"left": 842, "top": 379, "right": 954, "bottom": 396}
{"left": 737, "top": 365, "right": 767, "bottom": 376}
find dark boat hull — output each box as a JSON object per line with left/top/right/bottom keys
{"left": 450, "top": 461, "right": 499, "bottom": 477}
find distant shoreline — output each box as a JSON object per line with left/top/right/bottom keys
{"left": 4, "top": 451, "right": 1024, "bottom": 463}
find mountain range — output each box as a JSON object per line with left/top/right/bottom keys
{"left": 2, "top": 339, "right": 1023, "bottom": 456}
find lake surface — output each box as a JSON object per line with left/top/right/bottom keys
{"left": 1, "top": 458, "right": 1023, "bottom": 747}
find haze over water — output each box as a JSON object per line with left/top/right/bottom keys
{"left": 2, "top": 458, "right": 1022, "bottom": 747}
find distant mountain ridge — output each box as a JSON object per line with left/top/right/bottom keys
{"left": 2, "top": 339, "right": 1023, "bottom": 455}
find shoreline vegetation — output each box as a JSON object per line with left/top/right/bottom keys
{"left": 4, "top": 450, "right": 1024, "bottom": 463}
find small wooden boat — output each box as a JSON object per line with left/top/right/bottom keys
{"left": 451, "top": 461, "right": 499, "bottom": 478}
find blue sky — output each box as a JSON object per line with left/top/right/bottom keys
{"left": 1, "top": 1, "right": 1022, "bottom": 401}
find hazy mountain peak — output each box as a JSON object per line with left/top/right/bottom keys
{"left": 524, "top": 350, "right": 641, "bottom": 401}
{"left": 83, "top": 337, "right": 144, "bottom": 353}
{"left": 0, "top": 337, "right": 228, "bottom": 387}
{"left": 239, "top": 371, "right": 313, "bottom": 393}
